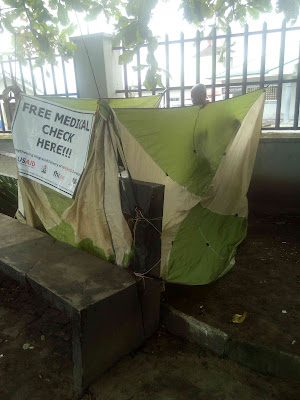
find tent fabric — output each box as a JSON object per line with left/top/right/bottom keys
{"left": 17, "top": 90, "right": 265, "bottom": 285}
{"left": 114, "top": 90, "right": 265, "bottom": 284}
{"left": 40, "top": 94, "right": 163, "bottom": 111}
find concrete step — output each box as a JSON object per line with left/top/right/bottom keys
{"left": 0, "top": 213, "right": 160, "bottom": 392}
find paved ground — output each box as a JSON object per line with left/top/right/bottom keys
{"left": 91, "top": 332, "right": 300, "bottom": 400}
{"left": 0, "top": 272, "right": 300, "bottom": 400}
{"left": 165, "top": 214, "right": 300, "bottom": 355}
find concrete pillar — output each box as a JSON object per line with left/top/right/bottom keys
{"left": 71, "top": 33, "right": 123, "bottom": 99}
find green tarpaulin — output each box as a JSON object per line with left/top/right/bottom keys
{"left": 17, "top": 90, "right": 265, "bottom": 285}
{"left": 41, "top": 94, "right": 163, "bottom": 110}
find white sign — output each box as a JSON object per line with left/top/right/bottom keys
{"left": 12, "top": 95, "right": 94, "bottom": 198}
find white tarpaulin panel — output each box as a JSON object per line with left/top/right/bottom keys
{"left": 12, "top": 95, "right": 94, "bottom": 198}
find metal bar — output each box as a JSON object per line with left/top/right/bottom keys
{"left": 1, "top": 63, "right": 8, "bottom": 88}
{"left": 260, "top": 22, "right": 267, "bottom": 89}
{"left": 122, "top": 44, "right": 129, "bottom": 98}
{"left": 112, "top": 25, "right": 300, "bottom": 50}
{"left": 61, "top": 60, "right": 69, "bottom": 97}
{"left": 275, "top": 20, "right": 286, "bottom": 129}
{"left": 293, "top": 43, "right": 300, "bottom": 129}
{"left": 123, "top": 64, "right": 129, "bottom": 98}
{"left": 0, "top": 103, "right": 6, "bottom": 132}
{"left": 28, "top": 59, "right": 37, "bottom": 95}
{"left": 2, "top": 61, "right": 13, "bottom": 123}
{"left": 165, "top": 34, "right": 170, "bottom": 108}
{"left": 196, "top": 30, "right": 200, "bottom": 84}
{"left": 116, "top": 78, "right": 298, "bottom": 93}
{"left": 19, "top": 62, "right": 26, "bottom": 93}
{"left": 37, "top": 93, "right": 78, "bottom": 97}
{"left": 242, "top": 24, "right": 249, "bottom": 95}
{"left": 136, "top": 49, "right": 142, "bottom": 97}
{"left": 225, "top": 26, "right": 231, "bottom": 99}
{"left": 211, "top": 27, "right": 217, "bottom": 102}
{"left": 8, "top": 58, "right": 14, "bottom": 82}
{"left": 70, "top": 58, "right": 79, "bottom": 98}
{"left": 51, "top": 64, "right": 58, "bottom": 95}
{"left": 262, "top": 127, "right": 300, "bottom": 131}
{"left": 180, "top": 32, "right": 185, "bottom": 106}
{"left": 40, "top": 66, "right": 47, "bottom": 95}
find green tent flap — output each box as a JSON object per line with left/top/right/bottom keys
{"left": 167, "top": 203, "right": 247, "bottom": 284}
{"left": 40, "top": 94, "right": 163, "bottom": 111}
{"left": 114, "top": 89, "right": 264, "bottom": 196}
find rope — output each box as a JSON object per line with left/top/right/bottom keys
{"left": 134, "top": 258, "right": 161, "bottom": 278}
{"left": 134, "top": 208, "right": 162, "bottom": 235}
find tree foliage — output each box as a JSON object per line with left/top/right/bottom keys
{"left": 0, "top": 0, "right": 299, "bottom": 89}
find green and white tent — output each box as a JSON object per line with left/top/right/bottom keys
{"left": 16, "top": 90, "right": 265, "bottom": 285}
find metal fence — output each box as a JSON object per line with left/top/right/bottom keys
{"left": 113, "top": 21, "right": 300, "bottom": 130}
{"left": 0, "top": 56, "right": 77, "bottom": 133}
{"left": 1, "top": 22, "right": 300, "bottom": 132}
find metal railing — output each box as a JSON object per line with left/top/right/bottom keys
{"left": 1, "top": 22, "right": 299, "bottom": 132}
{"left": 0, "top": 55, "right": 78, "bottom": 133}
{"left": 113, "top": 21, "right": 300, "bottom": 130}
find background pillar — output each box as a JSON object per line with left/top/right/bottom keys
{"left": 71, "top": 33, "right": 123, "bottom": 99}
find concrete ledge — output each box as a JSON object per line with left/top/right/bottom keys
{"left": 27, "top": 239, "right": 138, "bottom": 315}
{"left": 161, "top": 304, "right": 300, "bottom": 382}
{"left": 161, "top": 304, "right": 228, "bottom": 356}
{"left": 225, "top": 340, "right": 300, "bottom": 382}
{"left": 0, "top": 213, "right": 55, "bottom": 284}
{"left": 0, "top": 213, "right": 161, "bottom": 393}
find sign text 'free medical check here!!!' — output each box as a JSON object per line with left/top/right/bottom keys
{"left": 12, "top": 95, "right": 95, "bottom": 197}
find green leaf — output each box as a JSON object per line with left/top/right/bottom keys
{"left": 248, "top": 7, "right": 260, "bottom": 19}
{"left": 57, "top": 3, "right": 69, "bottom": 26}
{"left": 119, "top": 49, "right": 135, "bottom": 64}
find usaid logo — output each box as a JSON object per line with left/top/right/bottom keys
{"left": 17, "top": 157, "right": 35, "bottom": 167}
{"left": 53, "top": 171, "right": 64, "bottom": 181}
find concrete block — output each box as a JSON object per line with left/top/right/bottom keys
{"left": 72, "top": 284, "right": 144, "bottom": 390}
{"left": 0, "top": 213, "right": 46, "bottom": 247}
{"left": 161, "top": 304, "right": 228, "bottom": 356}
{"left": 0, "top": 214, "right": 161, "bottom": 392}
{"left": 27, "top": 240, "right": 145, "bottom": 390}
{"left": 120, "top": 178, "right": 164, "bottom": 276}
{"left": 0, "top": 236, "right": 55, "bottom": 284}
{"left": 225, "top": 340, "right": 300, "bottom": 382}
{"left": 0, "top": 214, "right": 54, "bottom": 283}
{"left": 27, "top": 240, "right": 138, "bottom": 314}
{"left": 137, "top": 277, "right": 162, "bottom": 339}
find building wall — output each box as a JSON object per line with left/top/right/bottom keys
{"left": 248, "top": 135, "right": 300, "bottom": 214}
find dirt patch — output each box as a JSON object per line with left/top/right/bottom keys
{"left": 164, "top": 213, "right": 300, "bottom": 355}
{"left": 0, "top": 269, "right": 300, "bottom": 400}
{"left": 91, "top": 329, "right": 300, "bottom": 400}
{"left": 0, "top": 272, "right": 75, "bottom": 400}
